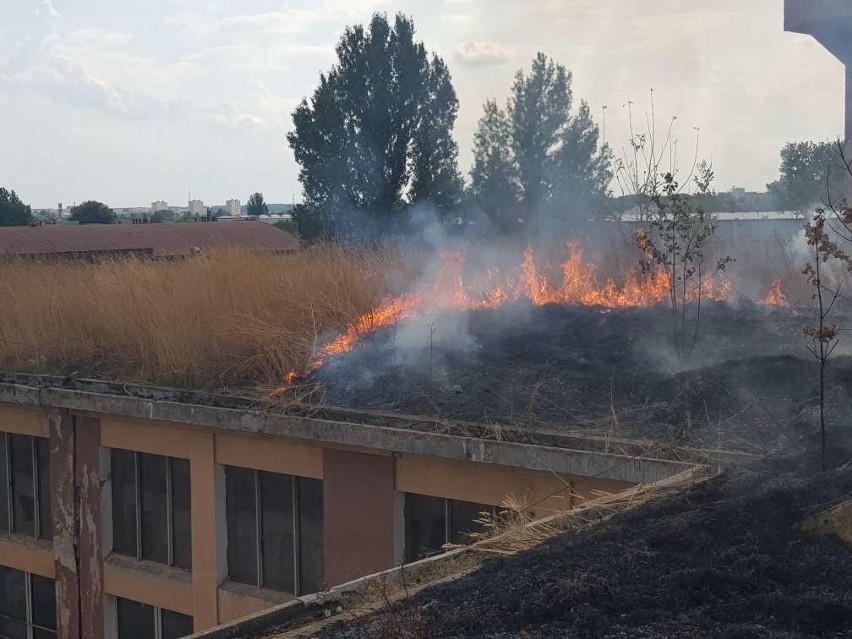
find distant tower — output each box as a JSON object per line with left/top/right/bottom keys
{"left": 58, "top": 203, "right": 63, "bottom": 218}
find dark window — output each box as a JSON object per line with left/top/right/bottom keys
{"left": 225, "top": 466, "right": 258, "bottom": 585}
{"left": 225, "top": 466, "right": 323, "bottom": 595}
{"left": 0, "top": 433, "right": 8, "bottom": 532}
{"left": 297, "top": 477, "right": 325, "bottom": 595}
{"left": 404, "top": 494, "right": 494, "bottom": 562}
{"left": 111, "top": 449, "right": 137, "bottom": 557}
{"left": 110, "top": 450, "right": 191, "bottom": 569}
{"left": 31, "top": 575, "right": 57, "bottom": 639}
{"left": 117, "top": 598, "right": 154, "bottom": 639}
{"left": 161, "top": 609, "right": 194, "bottom": 639}
{"left": 139, "top": 453, "right": 168, "bottom": 564}
{"left": 171, "top": 459, "right": 192, "bottom": 570}
{"left": 0, "top": 434, "right": 51, "bottom": 539}
{"left": 116, "top": 598, "right": 192, "bottom": 639}
{"left": 0, "top": 567, "right": 56, "bottom": 639}
{"left": 0, "top": 566, "right": 26, "bottom": 639}
{"left": 35, "top": 439, "right": 51, "bottom": 542}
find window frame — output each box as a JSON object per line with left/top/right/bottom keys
{"left": 0, "top": 566, "right": 57, "bottom": 639}
{"left": 224, "top": 466, "right": 322, "bottom": 596}
{"left": 114, "top": 596, "right": 193, "bottom": 639}
{"left": 0, "top": 432, "right": 51, "bottom": 541}
{"left": 109, "top": 449, "right": 191, "bottom": 569}
{"left": 404, "top": 494, "right": 496, "bottom": 562}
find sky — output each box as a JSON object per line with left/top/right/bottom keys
{"left": 0, "top": 0, "right": 845, "bottom": 209}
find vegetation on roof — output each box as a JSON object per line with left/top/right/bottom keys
{"left": 0, "top": 245, "right": 411, "bottom": 390}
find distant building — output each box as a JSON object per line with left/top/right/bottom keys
{"left": 188, "top": 200, "right": 206, "bottom": 216}
{"left": 151, "top": 201, "right": 169, "bottom": 212}
{"left": 226, "top": 199, "right": 241, "bottom": 216}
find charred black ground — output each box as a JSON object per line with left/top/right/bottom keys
{"left": 313, "top": 301, "right": 852, "bottom": 453}
{"left": 313, "top": 454, "right": 852, "bottom": 639}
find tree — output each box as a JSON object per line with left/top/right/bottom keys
{"left": 470, "top": 100, "right": 521, "bottom": 233}
{"left": 475, "top": 53, "right": 611, "bottom": 234}
{"left": 767, "top": 141, "right": 846, "bottom": 212}
{"left": 550, "top": 100, "right": 612, "bottom": 217}
{"left": 0, "top": 188, "right": 34, "bottom": 227}
{"left": 509, "top": 53, "right": 573, "bottom": 213}
{"left": 69, "top": 201, "right": 117, "bottom": 225}
{"left": 636, "top": 163, "right": 732, "bottom": 362}
{"left": 287, "top": 13, "right": 462, "bottom": 236}
{"left": 150, "top": 209, "right": 176, "bottom": 223}
{"left": 247, "top": 192, "right": 269, "bottom": 216}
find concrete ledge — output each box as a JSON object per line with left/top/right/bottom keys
{"left": 0, "top": 380, "right": 696, "bottom": 484}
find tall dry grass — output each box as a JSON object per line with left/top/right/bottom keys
{"left": 0, "top": 245, "right": 414, "bottom": 390}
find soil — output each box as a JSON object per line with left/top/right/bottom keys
{"left": 312, "top": 301, "right": 852, "bottom": 453}
{"left": 313, "top": 453, "right": 852, "bottom": 639}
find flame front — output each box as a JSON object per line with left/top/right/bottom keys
{"left": 759, "top": 277, "right": 790, "bottom": 307}
{"left": 284, "top": 242, "right": 747, "bottom": 383}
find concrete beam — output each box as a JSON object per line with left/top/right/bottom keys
{"left": 0, "top": 382, "right": 693, "bottom": 485}
{"left": 49, "top": 411, "right": 80, "bottom": 639}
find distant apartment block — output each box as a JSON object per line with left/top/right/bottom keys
{"left": 151, "top": 201, "right": 169, "bottom": 212}
{"left": 188, "top": 200, "right": 206, "bottom": 216}
{"left": 226, "top": 199, "right": 241, "bottom": 216}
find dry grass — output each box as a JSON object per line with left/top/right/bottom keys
{"left": 0, "top": 245, "right": 415, "bottom": 391}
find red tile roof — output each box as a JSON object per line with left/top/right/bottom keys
{"left": 0, "top": 222, "right": 298, "bottom": 258}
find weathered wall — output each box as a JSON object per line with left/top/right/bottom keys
{"left": 323, "top": 449, "right": 400, "bottom": 586}
{"left": 0, "top": 402, "right": 659, "bottom": 636}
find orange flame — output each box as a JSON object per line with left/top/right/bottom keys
{"left": 279, "top": 242, "right": 746, "bottom": 385}
{"left": 759, "top": 277, "right": 790, "bottom": 307}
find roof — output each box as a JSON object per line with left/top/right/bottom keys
{"left": 0, "top": 222, "right": 298, "bottom": 258}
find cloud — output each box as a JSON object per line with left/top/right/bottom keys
{"left": 1, "top": 55, "right": 177, "bottom": 118}
{"left": 65, "top": 29, "right": 134, "bottom": 48}
{"left": 453, "top": 41, "right": 510, "bottom": 67}
{"left": 165, "top": 0, "right": 390, "bottom": 40}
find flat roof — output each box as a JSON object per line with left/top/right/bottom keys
{"left": 0, "top": 222, "right": 298, "bottom": 258}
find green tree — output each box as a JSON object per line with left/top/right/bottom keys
{"left": 69, "top": 201, "right": 117, "bottom": 225}
{"left": 470, "top": 100, "right": 521, "bottom": 233}
{"left": 247, "top": 192, "right": 269, "bottom": 216}
{"left": 0, "top": 188, "right": 34, "bottom": 227}
{"left": 767, "top": 141, "right": 846, "bottom": 211}
{"left": 287, "top": 13, "right": 462, "bottom": 235}
{"left": 150, "top": 209, "right": 176, "bottom": 223}
{"left": 499, "top": 53, "right": 610, "bottom": 231}
{"left": 509, "top": 53, "right": 572, "bottom": 212}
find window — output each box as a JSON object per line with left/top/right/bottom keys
{"left": 225, "top": 466, "right": 323, "bottom": 595}
{"left": 0, "top": 566, "right": 56, "bottom": 639}
{"left": 0, "top": 433, "right": 51, "bottom": 541}
{"left": 116, "top": 598, "right": 193, "bottom": 639}
{"left": 110, "top": 450, "right": 191, "bottom": 569}
{"left": 404, "top": 494, "right": 494, "bottom": 562}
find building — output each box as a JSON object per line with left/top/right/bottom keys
{"left": 152, "top": 201, "right": 169, "bottom": 213}
{"left": 225, "top": 200, "right": 241, "bottom": 217}
{"left": 0, "top": 375, "right": 692, "bottom": 638}
{"left": 188, "top": 200, "right": 206, "bottom": 216}
{"left": 0, "top": 222, "right": 298, "bottom": 260}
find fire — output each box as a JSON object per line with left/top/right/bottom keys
{"left": 760, "top": 277, "right": 790, "bottom": 307}
{"left": 283, "top": 242, "right": 745, "bottom": 384}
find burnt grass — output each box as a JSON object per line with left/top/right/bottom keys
{"left": 313, "top": 301, "right": 852, "bottom": 453}
{"left": 316, "top": 455, "right": 852, "bottom": 639}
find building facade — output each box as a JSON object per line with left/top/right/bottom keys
{"left": 188, "top": 200, "right": 205, "bottom": 216}
{"left": 225, "top": 200, "right": 241, "bottom": 217}
{"left": 0, "top": 377, "right": 687, "bottom": 638}
{"left": 151, "top": 202, "right": 169, "bottom": 213}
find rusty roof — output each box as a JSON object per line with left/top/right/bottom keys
{"left": 0, "top": 222, "right": 298, "bottom": 258}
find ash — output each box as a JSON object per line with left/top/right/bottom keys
{"left": 313, "top": 301, "right": 852, "bottom": 453}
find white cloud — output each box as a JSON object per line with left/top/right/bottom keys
{"left": 453, "top": 41, "right": 510, "bottom": 67}
{"left": 65, "top": 29, "right": 134, "bottom": 48}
